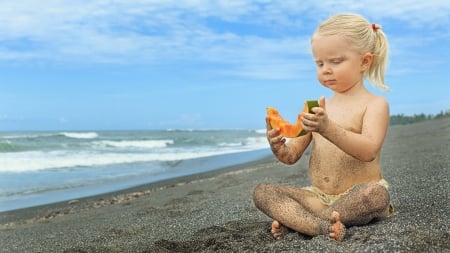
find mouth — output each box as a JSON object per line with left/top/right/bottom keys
{"left": 324, "top": 79, "right": 336, "bottom": 85}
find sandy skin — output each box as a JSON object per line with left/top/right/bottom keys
{"left": 271, "top": 211, "right": 346, "bottom": 241}
{"left": 255, "top": 15, "right": 393, "bottom": 241}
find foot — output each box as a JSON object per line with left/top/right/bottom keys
{"left": 329, "top": 211, "right": 346, "bottom": 241}
{"left": 271, "top": 220, "right": 289, "bottom": 240}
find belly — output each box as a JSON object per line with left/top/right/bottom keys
{"left": 309, "top": 148, "right": 382, "bottom": 194}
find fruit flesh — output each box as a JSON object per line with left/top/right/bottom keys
{"left": 267, "top": 100, "right": 319, "bottom": 138}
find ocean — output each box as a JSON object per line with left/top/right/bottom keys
{"left": 0, "top": 129, "right": 270, "bottom": 212}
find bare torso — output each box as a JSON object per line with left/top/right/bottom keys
{"left": 309, "top": 93, "right": 383, "bottom": 194}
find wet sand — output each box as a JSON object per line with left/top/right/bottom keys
{"left": 1, "top": 118, "right": 449, "bottom": 252}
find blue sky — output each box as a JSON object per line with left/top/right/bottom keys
{"left": 0, "top": 1, "right": 449, "bottom": 131}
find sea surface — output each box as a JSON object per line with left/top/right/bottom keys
{"left": 0, "top": 129, "right": 270, "bottom": 212}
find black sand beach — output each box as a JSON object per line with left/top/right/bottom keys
{"left": 1, "top": 118, "right": 449, "bottom": 252}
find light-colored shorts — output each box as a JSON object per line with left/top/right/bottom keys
{"left": 303, "top": 179, "right": 394, "bottom": 216}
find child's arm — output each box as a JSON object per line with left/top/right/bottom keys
{"left": 266, "top": 118, "right": 312, "bottom": 165}
{"left": 304, "top": 96, "right": 389, "bottom": 162}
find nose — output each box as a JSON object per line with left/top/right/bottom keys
{"left": 322, "top": 64, "right": 332, "bottom": 75}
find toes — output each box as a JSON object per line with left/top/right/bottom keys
{"left": 271, "top": 220, "right": 281, "bottom": 239}
{"left": 331, "top": 211, "right": 340, "bottom": 222}
{"left": 330, "top": 222, "right": 346, "bottom": 241}
{"left": 272, "top": 220, "right": 280, "bottom": 230}
{"left": 329, "top": 211, "right": 346, "bottom": 241}
{"left": 272, "top": 232, "right": 282, "bottom": 240}
{"left": 271, "top": 220, "right": 288, "bottom": 240}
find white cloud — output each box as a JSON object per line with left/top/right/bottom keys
{"left": 0, "top": 0, "right": 449, "bottom": 79}
{"left": 307, "top": 0, "right": 450, "bottom": 27}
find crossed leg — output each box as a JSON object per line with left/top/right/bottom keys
{"left": 271, "top": 211, "right": 345, "bottom": 241}
{"left": 253, "top": 181, "right": 390, "bottom": 241}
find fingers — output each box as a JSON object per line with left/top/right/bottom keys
{"left": 319, "top": 96, "right": 326, "bottom": 109}
{"left": 301, "top": 119, "right": 316, "bottom": 132}
{"left": 266, "top": 123, "right": 285, "bottom": 151}
{"left": 302, "top": 110, "right": 323, "bottom": 132}
{"left": 267, "top": 127, "right": 285, "bottom": 145}
{"left": 266, "top": 117, "right": 272, "bottom": 130}
{"left": 310, "top": 105, "right": 325, "bottom": 115}
{"left": 302, "top": 108, "right": 329, "bottom": 134}
{"left": 302, "top": 113, "right": 318, "bottom": 126}
{"left": 269, "top": 134, "right": 285, "bottom": 146}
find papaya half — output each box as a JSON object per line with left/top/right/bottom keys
{"left": 266, "top": 100, "right": 319, "bottom": 138}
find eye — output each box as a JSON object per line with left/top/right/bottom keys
{"left": 315, "top": 62, "right": 324, "bottom": 67}
{"left": 331, "top": 58, "right": 344, "bottom": 64}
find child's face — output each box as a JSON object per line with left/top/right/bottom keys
{"left": 311, "top": 34, "right": 368, "bottom": 93}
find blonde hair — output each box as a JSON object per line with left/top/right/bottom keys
{"left": 313, "top": 14, "right": 389, "bottom": 91}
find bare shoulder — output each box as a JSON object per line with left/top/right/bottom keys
{"left": 365, "top": 94, "right": 389, "bottom": 116}
{"left": 369, "top": 94, "right": 389, "bottom": 106}
{"left": 362, "top": 94, "right": 389, "bottom": 138}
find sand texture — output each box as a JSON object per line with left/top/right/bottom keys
{"left": 1, "top": 118, "right": 449, "bottom": 252}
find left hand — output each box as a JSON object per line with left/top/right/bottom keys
{"left": 301, "top": 96, "right": 329, "bottom": 134}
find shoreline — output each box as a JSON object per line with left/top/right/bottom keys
{"left": 0, "top": 148, "right": 271, "bottom": 213}
{"left": 0, "top": 154, "right": 275, "bottom": 226}
{"left": 1, "top": 118, "right": 449, "bottom": 253}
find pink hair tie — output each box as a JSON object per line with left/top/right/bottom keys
{"left": 372, "top": 23, "right": 380, "bottom": 31}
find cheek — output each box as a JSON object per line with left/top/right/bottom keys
{"left": 316, "top": 69, "right": 324, "bottom": 80}
{"left": 333, "top": 66, "right": 350, "bottom": 80}
{"left": 316, "top": 72, "right": 325, "bottom": 85}
{"left": 316, "top": 75, "right": 328, "bottom": 88}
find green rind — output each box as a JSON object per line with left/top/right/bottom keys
{"left": 298, "top": 100, "right": 319, "bottom": 136}
{"left": 305, "top": 100, "right": 319, "bottom": 113}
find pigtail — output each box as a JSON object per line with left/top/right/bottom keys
{"left": 366, "top": 24, "right": 389, "bottom": 91}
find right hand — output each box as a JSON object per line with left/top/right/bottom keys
{"left": 301, "top": 96, "right": 329, "bottom": 134}
{"left": 266, "top": 117, "right": 286, "bottom": 152}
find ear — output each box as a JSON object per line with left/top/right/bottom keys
{"left": 361, "top": 52, "right": 373, "bottom": 72}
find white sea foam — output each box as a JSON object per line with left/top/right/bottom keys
{"left": 217, "top": 136, "right": 267, "bottom": 148}
{"left": 60, "top": 132, "right": 98, "bottom": 139}
{"left": 0, "top": 147, "right": 266, "bottom": 173}
{"left": 94, "top": 140, "right": 174, "bottom": 149}
{"left": 255, "top": 129, "right": 267, "bottom": 134}
{"left": 0, "top": 133, "right": 56, "bottom": 139}
{"left": 244, "top": 137, "right": 268, "bottom": 147}
{"left": 0, "top": 130, "right": 270, "bottom": 173}
{"left": 218, "top": 142, "right": 242, "bottom": 147}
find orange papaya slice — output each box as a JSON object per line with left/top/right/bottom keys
{"left": 267, "top": 100, "right": 319, "bottom": 138}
